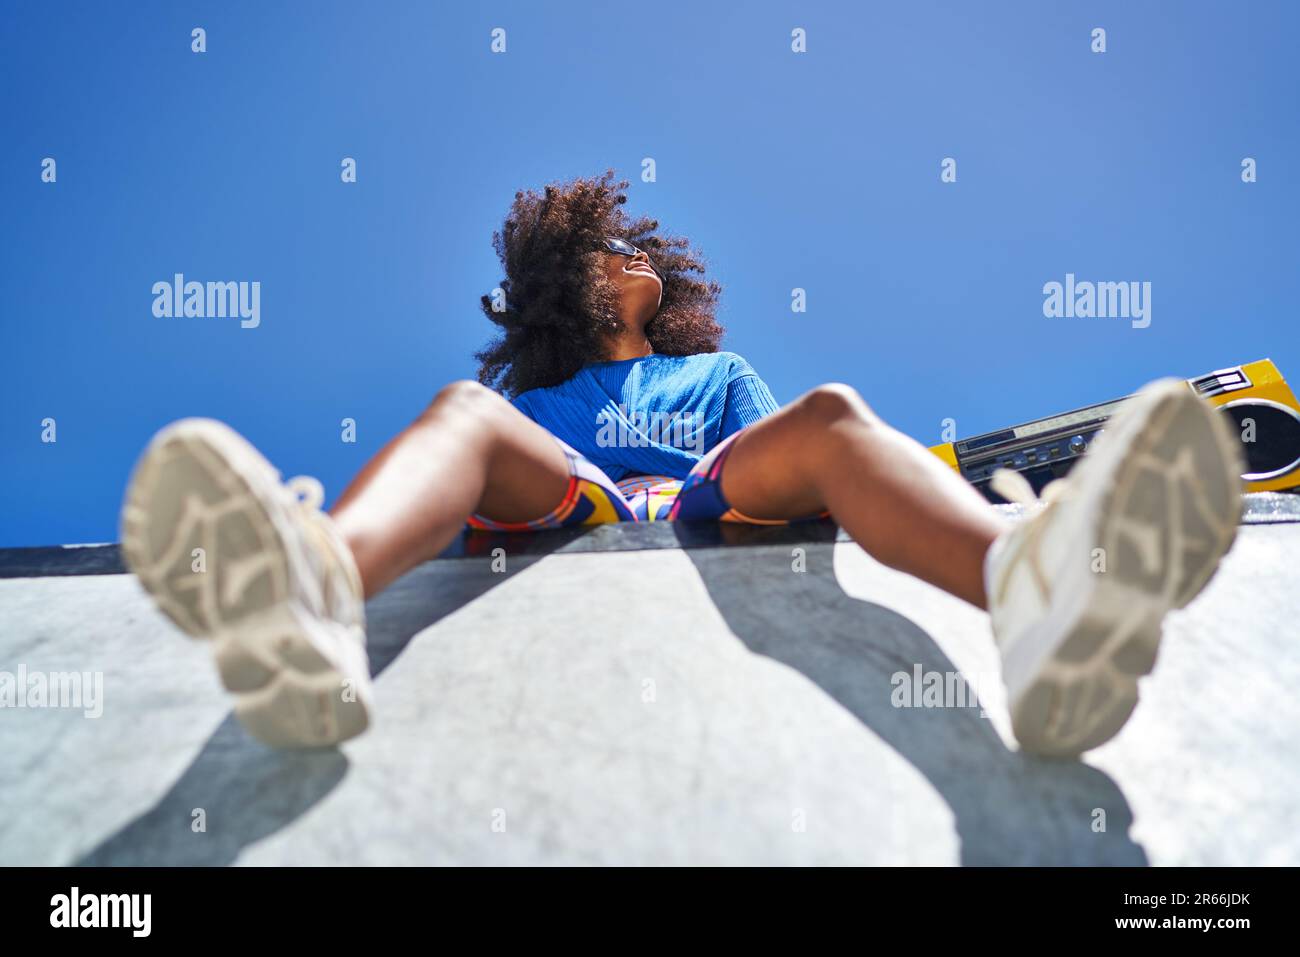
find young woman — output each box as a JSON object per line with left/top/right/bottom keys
{"left": 120, "top": 172, "right": 1243, "bottom": 758}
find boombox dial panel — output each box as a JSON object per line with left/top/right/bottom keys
{"left": 960, "top": 426, "right": 1105, "bottom": 497}
{"left": 953, "top": 399, "right": 1122, "bottom": 502}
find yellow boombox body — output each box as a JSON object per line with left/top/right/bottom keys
{"left": 930, "top": 359, "right": 1300, "bottom": 502}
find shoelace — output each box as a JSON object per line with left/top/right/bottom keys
{"left": 987, "top": 469, "right": 1074, "bottom": 609}
{"left": 287, "top": 475, "right": 325, "bottom": 511}
{"left": 989, "top": 468, "right": 1072, "bottom": 507}
{"left": 285, "top": 475, "right": 365, "bottom": 608}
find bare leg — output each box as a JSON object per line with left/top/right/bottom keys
{"left": 329, "top": 380, "right": 572, "bottom": 598}
{"left": 714, "top": 384, "right": 1007, "bottom": 608}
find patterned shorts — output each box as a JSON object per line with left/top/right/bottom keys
{"left": 467, "top": 431, "right": 824, "bottom": 530}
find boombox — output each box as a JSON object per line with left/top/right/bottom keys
{"left": 930, "top": 358, "right": 1300, "bottom": 503}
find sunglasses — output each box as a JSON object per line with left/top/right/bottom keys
{"left": 601, "top": 237, "right": 661, "bottom": 277}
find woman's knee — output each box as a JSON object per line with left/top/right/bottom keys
{"left": 427, "top": 379, "right": 498, "bottom": 410}
{"left": 421, "top": 379, "right": 509, "bottom": 428}
{"left": 794, "top": 382, "right": 878, "bottom": 426}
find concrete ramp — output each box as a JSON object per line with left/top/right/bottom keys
{"left": 2, "top": 497, "right": 1298, "bottom": 866}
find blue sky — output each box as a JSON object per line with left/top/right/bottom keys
{"left": 2, "top": 1, "right": 1297, "bottom": 546}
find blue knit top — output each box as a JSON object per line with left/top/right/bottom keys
{"left": 511, "top": 352, "right": 779, "bottom": 481}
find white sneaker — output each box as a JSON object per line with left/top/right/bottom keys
{"left": 985, "top": 379, "right": 1243, "bottom": 758}
{"left": 120, "top": 419, "right": 373, "bottom": 748}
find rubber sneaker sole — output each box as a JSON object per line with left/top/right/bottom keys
{"left": 120, "top": 419, "right": 371, "bottom": 749}
{"left": 1003, "top": 381, "right": 1243, "bottom": 757}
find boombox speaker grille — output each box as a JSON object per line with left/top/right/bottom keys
{"left": 1219, "top": 399, "right": 1300, "bottom": 481}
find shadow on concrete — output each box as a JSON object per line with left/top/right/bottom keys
{"left": 78, "top": 542, "right": 568, "bottom": 866}
{"left": 678, "top": 524, "right": 1148, "bottom": 866}
{"left": 76, "top": 519, "right": 1149, "bottom": 865}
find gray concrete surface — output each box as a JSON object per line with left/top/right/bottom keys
{"left": 1, "top": 508, "right": 1297, "bottom": 865}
